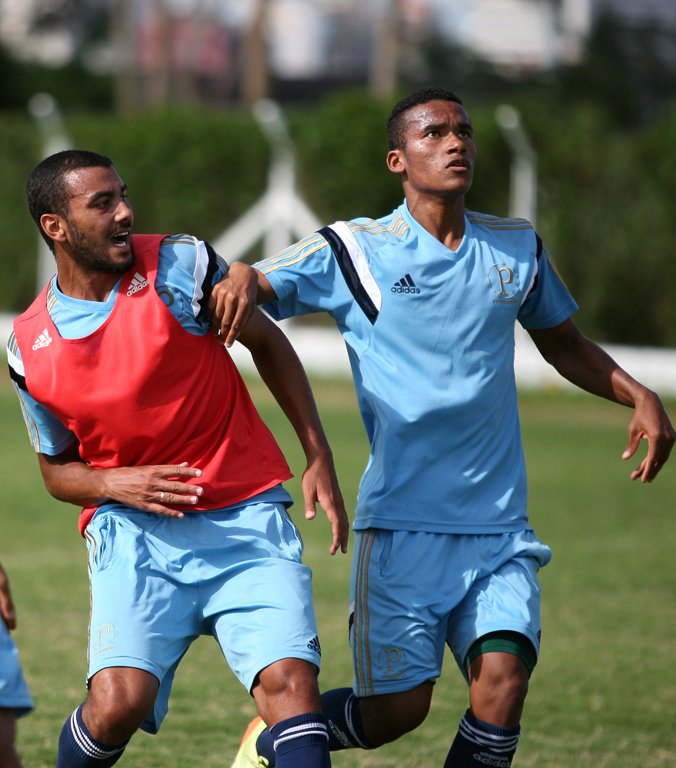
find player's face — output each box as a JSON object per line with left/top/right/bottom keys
{"left": 60, "top": 165, "right": 135, "bottom": 274}
{"left": 387, "top": 100, "right": 476, "bottom": 199}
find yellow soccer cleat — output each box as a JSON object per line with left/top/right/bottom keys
{"left": 231, "top": 716, "right": 270, "bottom": 768}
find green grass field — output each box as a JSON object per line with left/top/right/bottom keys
{"left": 2, "top": 374, "right": 675, "bottom": 767}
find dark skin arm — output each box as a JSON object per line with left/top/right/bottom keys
{"left": 529, "top": 318, "right": 675, "bottom": 482}
{"left": 38, "top": 442, "right": 203, "bottom": 519}
{"left": 236, "top": 308, "right": 349, "bottom": 555}
{"left": 210, "top": 266, "right": 348, "bottom": 553}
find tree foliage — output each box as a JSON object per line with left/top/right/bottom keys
{"left": 2, "top": 87, "right": 676, "bottom": 347}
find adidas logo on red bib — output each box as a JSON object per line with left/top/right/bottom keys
{"left": 32, "top": 328, "right": 53, "bottom": 350}
{"left": 127, "top": 272, "right": 149, "bottom": 296}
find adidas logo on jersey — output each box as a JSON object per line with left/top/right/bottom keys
{"left": 32, "top": 328, "right": 53, "bottom": 350}
{"left": 127, "top": 272, "right": 149, "bottom": 296}
{"left": 391, "top": 273, "right": 420, "bottom": 294}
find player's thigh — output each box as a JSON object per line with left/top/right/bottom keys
{"left": 349, "top": 529, "right": 462, "bottom": 698}
{"left": 85, "top": 508, "right": 203, "bottom": 733}
{"left": 86, "top": 509, "right": 202, "bottom": 679}
{"left": 210, "top": 502, "right": 321, "bottom": 694}
{"left": 447, "top": 530, "right": 551, "bottom": 678}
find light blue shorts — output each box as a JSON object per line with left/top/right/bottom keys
{"left": 0, "top": 620, "right": 33, "bottom": 717}
{"left": 349, "top": 528, "right": 552, "bottom": 696}
{"left": 85, "top": 500, "right": 320, "bottom": 733}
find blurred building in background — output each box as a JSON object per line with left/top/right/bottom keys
{"left": 0, "top": 0, "right": 675, "bottom": 110}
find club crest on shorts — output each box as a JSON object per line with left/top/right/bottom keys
{"left": 378, "top": 645, "right": 406, "bottom": 678}
{"left": 93, "top": 623, "right": 117, "bottom": 654}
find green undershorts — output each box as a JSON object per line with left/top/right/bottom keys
{"left": 465, "top": 630, "right": 538, "bottom": 676}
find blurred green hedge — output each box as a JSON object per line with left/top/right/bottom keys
{"left": 1, "top": 91, "right": 674, "bottom": 347}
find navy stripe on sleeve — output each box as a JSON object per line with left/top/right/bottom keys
{"left": 318, "top": 226, "right": 379, "bottom": 325}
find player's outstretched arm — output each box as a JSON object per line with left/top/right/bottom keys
{"left": 37, "top": 443, "right": 204, "bottom": 518}
{"left": 237, "top": 308, "right": 349, "bottom": 555}
{"left": 529, "top": 318, "right": 675, "bottom": 482}
{"left": 0, "top": 563, "right": 17, "bottom": 632}
{"left": 208, "top": 262, "right": 278, "bottom": 346}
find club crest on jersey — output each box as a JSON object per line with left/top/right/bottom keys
{"left": 127, "top": 272, "right": 149, "bottom": 296}
{"left": 488, "top": 264, "right": 520, "bottom": 303}
{"left": 32, "top": 327, "right": 53, "bottom": 350}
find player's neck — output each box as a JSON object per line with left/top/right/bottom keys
{"left": 406, "top": 194, "right": 466, "bottom": 252}
{"left": 55, "top": 259, "right": 121, "bottom": 302}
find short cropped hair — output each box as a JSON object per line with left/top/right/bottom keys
{"left": 387, "top": 87, "right": 463, "bottom": 150}
{"left": 26, "top": 149, "right": 113, "bottom": 251}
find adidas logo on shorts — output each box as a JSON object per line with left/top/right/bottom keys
{"left": 391, "top": 274, "right": 420, "bottom": 294}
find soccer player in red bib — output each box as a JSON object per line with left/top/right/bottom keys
{"left": 8, "top": 149, "right": 348, "bottom": 767}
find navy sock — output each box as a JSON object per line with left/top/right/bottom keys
{"left": 444, "top": 709, "right": 520, "bottom": 768}
{"left": 268, "top": 712, "right": 330, "bottom": 768}
{"left": 57, "top": 705, "right": 129, "bottom": 767}
{"left": 320, "top": 687, "right": 374, "bottom": 751}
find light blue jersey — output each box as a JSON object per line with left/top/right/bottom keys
{"left": 7, "top": 235, "right": 227, "bottom": 456}
{"left": 257, "top": 202, "right": 579, "bottom": 535}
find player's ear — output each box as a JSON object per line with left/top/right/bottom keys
{"left": 386, "top": 148, "right": 406, "bottom": 176}
{"left": 40, "top": 213, "right": 67, "bottom": 244}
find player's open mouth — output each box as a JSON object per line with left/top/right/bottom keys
{"left": 111, "top": 232, "right": 130, "bottom": 247}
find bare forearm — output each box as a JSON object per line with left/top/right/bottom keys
{"left": 39, "top": 453, "right": 109, "bottom": 506}
{"left": 547, "top": 336, "right": 653, "bottom": 408}
{"left": 238, "top": 308, "right": 349, "bottom": 552}
{"left": 38, "top": 453, "right": 204, "bottom": 517}
{"left": 250, "top": 338, "right": 332, "bottom": 463}
{"left": 530, "top": 320, "right": 675, "bottom": 482}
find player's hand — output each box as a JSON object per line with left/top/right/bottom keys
{"left": 209, "top": 262, "right": 258, "bottom": 348}
{"left": 0, "top": 563, "right": 17, "bottom": 631}
{"left": 301, "top": 453, "right": 349, "bottom": 556}
{"left": 622, "top": 392, "right": 675, "bottom": 482}
{"left": 101, "top": 462, "right": 204, "bottom": 517}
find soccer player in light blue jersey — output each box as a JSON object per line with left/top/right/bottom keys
{"left": 221, "top": 88, "right": 675, "bottom": 767}
{"left": 0, "top": 562, "right": 33, "bottom": 768}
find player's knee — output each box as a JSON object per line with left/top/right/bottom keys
{"left": 254, "top": 658, "right": 321, "bottom": 722}
{"left": 469, "top": 653, "right": 530, "bottom": 722}
{"left": 84, "top": 694, "right": 149, "bottom": 741}
{"left": 492, "top": 666, "right": 529, "bottom": 707}
{"left": 85, "top": 674, "right": 157, "bottom": 742}
{"left": 258, "top": 658, "right": 318, "bottom": 697}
